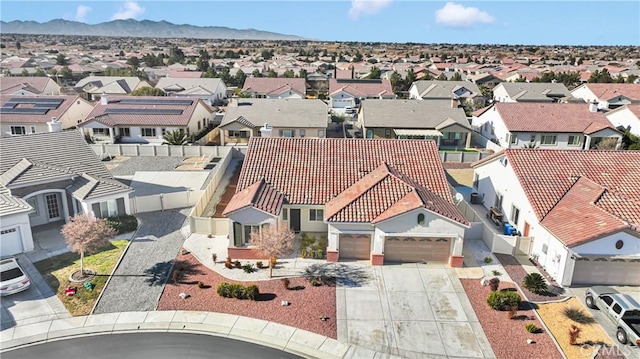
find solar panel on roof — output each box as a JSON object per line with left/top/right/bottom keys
{"left": 6, "top": 98, "right": 64, "bottom": 105}
{"left": 0, "top": 108, "right": 49, "bottom": 115}
{"left": 104, "top": 108, "right": 184, "bottom": 115}
{"left": 117, "top": 98, "right": 193, "bottom": 106}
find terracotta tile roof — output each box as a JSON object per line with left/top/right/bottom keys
{"left": 229, "top": 138, "right": 465, "bottom": 224}
{"left": 222, "top": 179, "right": 284, "bottom": 216}
{"left": 583, "top": 83, "right": 640, "bottom": 101}
{"left": 242, "top": 78, "right": 306, "bottom": 96}
{"left": 329, "top": 79, "right": 394, "bottom": 97}
{"left": 493, "top": 103, "right": 617, "bottom": 133}
{"left": 0, "top": 95, "right": 80, "bottom": 124}
{"left": 540, "top": 177, "right": 628, "bottom": 247}
{"left": 0, "top": 77, "right": 54, "bottom": 94}
{"left": 504, "top": 149, "right": 640, "bottom": 244}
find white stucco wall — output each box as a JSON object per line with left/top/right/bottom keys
{"left": 571, "top": 86, "right": 597, "bottom": 104}
{"left": 60, "top": 99, "right": 95, "bottom": 129}
{"left": 571, "top": 232, "right": 640, "bottom": 256}
{"left": 0, "top": 212, "right": 35, "bottom": 253}
{"left": 606, "top": 107, "right": 640, "bottom": 135}
{"left": 472, "top": 106, "right": 509, "bottom": 145}
{"left": 330, "top": 91, "right": 356, "bottom": 108}
{"left": 492, "top": 85, "right": 515, "bottom": 103}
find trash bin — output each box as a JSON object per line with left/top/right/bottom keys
{"left": 470, "top": 193, "right": 479, "bottom": 204}
{"left": 503, "top": 223, "right": 514, "bottom": 235}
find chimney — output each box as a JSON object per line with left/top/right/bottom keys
{"left": 589, "top": 101, "right": 598, "bottom": 113}
{"left": 100, "top": 93, "right": 109, "bottom": 105}
{"left": 47, "top": 117, "right": 62, "bottom": 133}
{"left": 451, "top": 96, "right": 459, "bottom": 108}
{"left": 259, "top": 123, "right": 273, "bottom": 138}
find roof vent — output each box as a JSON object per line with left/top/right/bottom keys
{"left": 47, "top": 117, "right": 62, "bottom": 132}
{"left": 259, "top": 123, "right": 273, "bottom": 138}
{"left": 589, "top": 101, "right": 598, "bottom": 113}
{"left": 100, "top": 93, "right": 109, "bottom": 105}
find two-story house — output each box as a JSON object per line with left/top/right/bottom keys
{"left": 222, "top": 137, "right": 469, "bottom": 266}
{"left": 471, "top": 102, "right": 622, "bottom": 150}
{"left": 571, "top": 83, "right": 640, "bottom": 110}
{"left": 472, "top": 149, "right": 640, "bottom": 286}
{"left": 605, "top": 104, "right": 640, "bottom": 136}
{"left": 218, "top": 99, "right": 328, "bottom": 145}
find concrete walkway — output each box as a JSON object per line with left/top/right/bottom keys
{"left": 93, "top": 209, "right": 190, "bottom": 314}
{"left": 0, "top": 311, "right": 399, "bottom": 359}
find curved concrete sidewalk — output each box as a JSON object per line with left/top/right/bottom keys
{"left": 0, "top": 310, "right": 395, "bottom": 359}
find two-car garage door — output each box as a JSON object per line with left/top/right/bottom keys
{"left": 339, "top": 234, "right": 371, "bottom": 260}
{"left": 1, "top": 227, "right": 24, "bottom": 256}
{"left": 572, "top": 258, "right": 640, "bottom": 286}
{"left": 384, "top": 237, "right": 451, "bottom": 263}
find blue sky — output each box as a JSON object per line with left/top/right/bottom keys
{"left": 1, "top": 1, "right": 638, "bottom": 46}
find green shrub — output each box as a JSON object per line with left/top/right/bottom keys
{"left": 242, "top": 263, "right": 255, "bottom": 273}
{"left": 217, "top": 283, "right": 231, "bottom": 298}
{"left": 245, "top": 285, "right": 259, "bottom": 300}
{"left": 563, "top": 307, "right": 595, "bottom": 325}
{"left": 106, "top": 215, "right": 138, "bottom": 234}
{"left": 522, "top": 273, "right": 548, "bottom": 294}
{"left": 484, "top": 256, "right": 493, "bottom": 264}
{"left": 487, "top": 290, "right": 522, "bottom": 310}
{"left": 491, "top": 270, "right": 502, "bottom": 276}
{"left": 525, "top": 323, "right": 541, "bottom": 333}
{"left": 229, "top": 283, "right": 245, "bottom": 299}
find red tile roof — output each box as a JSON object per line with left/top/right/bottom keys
{"left": 584, "top": 83, "right": 640, "bottom": 101}
{"left": 493, "top": 103, "right": 617, "bottom": 133}
{"left": 0, "top": 77, "right": 54, "bottom": 94}
{"left": 0, "top": 95, "right": 80, "bottom": 124}
{"left": 229, "top": 138, "right": 466, "bottom": 225}
{"left": 223, "top": 179, "right": 284, "bottom": 216}
{"left": 242, "top": 78, "right": 306, "bottom": 96}
{"left": 329, "top": 79, "right": 394, "bottom": 97}
{"left": 505, "top": 149, "right": 640, "bottom": 245}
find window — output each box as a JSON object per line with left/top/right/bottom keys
{"left": 27, "top": 197, "right": 38, "bottom": 217}
{"left": 30, "top": 126, "right": 36, "bottom": 134}
{"left": 280, "top": 129, "right": 295, "bottom": 138}
{"left": 601, "top": 295, "right": 614, "bottom": 307}
{"left": 282, "top": 208, "right": 288, "bottom": 221}
{"left": 300, "top": 129, "right": 306, "bottom": 138}
{"left": 0, "top": 228, "right": 16, "bottom": 235}
{"left": 99, "top": 199, "right": 118, "bottom": 218}
{"left": 540, "top": 135, "right": 557, "bottom": 145}
{"left": 318, "top": 130, "right": 325, "bottom": 138}
{"left": 197, "top": 122, "right": 201, "bottom": 130}
{"left": 542, "top": 243, "right": 548, "bottom": 254}
{"left": 119, "top": 128, "right": 130, "bottom": 137}
{"left": 243, "top": 225, "right": 260, "bottom": 244}
{"left": 141, "top": 128, "right": 157, "bottom": 137}
{"left": 93, "top": 128, "right": 109, "bottom": 136}
{"left": 366, "top": 129, "right": 374, "bottom": 139}
{"left": 161, "top": 128, "right": 167, "bottom": 136}
{"left": 494, "top": 193, "right": 503, "bottom": 210}
{"left": 10, "top": 126, "right": 26, "bottom": 135}
{"left": 612, "top": 303, "right": 622, "bottom": 315}
{"left": 384, "top": 129, "right": 391, "bottom": 138}
{"left": 417, "top": 213, "right": 425, "bottom": 225}
{"left": 45, "top": 193, "right": 60, "bottom": 219}
{"left": 309, "top": 209, "right": 323, "bottom": 221}
{"left": 484, "top": 123, "right": 490, "bottom": 132}
{"left": 511, "top": 205, "right": 520, "bottom": 225}
{"left": 509, "top": 133, "right": 518, "bottom": 144}
{"left": 473, "top": 173, "right": 479, "bottom": 189}
{"left": 530, "top": 134, "right": 536, "bottom": 143}
{"left": 568, "top": 135, "right": 582, "bottom": 146}
{"left": 229, "top": 130, "right": 248, "bottom": 138}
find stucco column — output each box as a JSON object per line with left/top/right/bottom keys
{"left": 326, "top": 231, "right": 338, "bottom": 262}
{"left": 449, "top": 235, "right": 465, "bottom": 267}
{"left": 109, "top": 128, "right": 115, "bottom": 143}
{"left": 220, "top": 130, "right": 226, "bottom": 146}
{"left": 583, "top": 135, "right": 591, "bottom": 150}
{"left": 465, "top": 131, "right": 472, "bottom": 149}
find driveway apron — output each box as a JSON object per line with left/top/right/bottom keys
{"left": 93, "top": 209, "right": 189, "bottom": 314}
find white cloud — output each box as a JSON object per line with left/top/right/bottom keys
{"left": 111, "top": 1, "right": 145, "bottom": 20}
{"left": 434, "top": 2, "right": 495, "bottom": 28}
{"left": 75, "top": 5, "right": 91, "bottom": 22}
{"left": 348, "top": 0, "right": 393, "bottom": 20}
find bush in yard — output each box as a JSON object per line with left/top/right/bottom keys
{"left": 217, "top": 283, "right": 231, "bottom": 298}
{"left": 229, "top": 283, "right": 245, "bottom": 299}
{"left": 563, "top": 307, "right": 595, "bottom": 325}
{"left": 245, "top": 285, "right": 259, "bottom": 300}
{"left": 106, "top": 215, "right": 138, "bottom": 235}
{"left": 522, "top": 272, "right": 548, "bottom": 294}
{"left": 242, "top": 263, "right": 255, "bottom": 273}
{"left": 487, "top": 290, "right": 522, "bottom": 310}
{"left": 489, "top": 277, "right": 500, "bottom": 291}
{"left": 525, "top": 323, "right": 541, "bottom": 333}
{"left": 217, "top": 282, "right": 258, "bottom": 300}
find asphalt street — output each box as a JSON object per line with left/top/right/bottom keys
{"left": 3, "top": 333, "right": 303, "bottom": 359}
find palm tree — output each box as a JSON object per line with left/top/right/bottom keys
{"left": 162, "top": 130, "right": 188, "bottom": 145}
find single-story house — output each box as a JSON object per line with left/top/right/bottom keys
{"left": 471, "top": 102, "right": 623, "bottom": 150}
{"left": 0, "top": 76, "right": 62, "bottom": 96}
{"left": 74, "top": 76, "right": 152, "bottom": 101}
{"left": 222, "top": 137, "right": 469, "bottom": 266}
{"left": 472, "top": 149, "right": 640, "bottom": 286}
{"left": 492, "top": 82, "right": 575, "bottom": 103}
{"left": 78, "top": 95, "right": 213, "bottom": 144}
{"left": 571, "top": 83, "right": 640, "bottom": 109}
{"left": 0, "top": 130, "right": 133, "bottom": 256}
{"left": 408, "top": 80, "right": 485, "bottom": 108}
{"left": 0, "top": 95, "right": 94, "bottom": 136}
{"left": 358, "top": 99, "right": 472, "bottom": 148}
{"left": 328, "top": 78, "right": 394, "bottom": 109}
{"left": 241, "top": 77, "right": 306, "bottom": 99}
{"left": 218, "top": 98, "right": 328, "bottom": 145}
{"left": 155, "top": 77, "right": 227, "bottom": 106}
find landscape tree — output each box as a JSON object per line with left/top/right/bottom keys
{"left": 61, "top": 214, "right": 116, "bottom": 276}
{"left": 450, "top": 72, "right": 463, "bottom": 81}
{"left": 15, "top": 41, "right": 21, "bottom": 50}
{"left": 59, "top": 66, "right": 73, "bottom": 80}
{"left": 35, "top": 68, "right": 46, "bottom": 77}
{"left": 621, "top": 129, "right": 640, "bottom": 150}
{"left": 131, "top": 87, "right": 165, "bottom": 96}
{"left": 203, "top": 67, "right": 218, "bottom": 78}
{"left": 196, "top": 57, "right": 209, "bottom": 72}
{"left": 404, "top": 69, "right": 417, "bottom": 90}
{"left": 56, "top": 53, "right": 68, "bottom": 65}
{"left": 367, "top": 66, "right": 381, "bottom": 79}
{"left": 282, "top": 69, "right": 295, "bottom": 78}
{"left": 167, "top": 46, "right": 185, "bottom": 65}
{"left": 436, "top": 73, "right": 447, "bottom": 81}
{"left": 595, "top": 137, "right": 619, "bottom": 150}
{"left": 589, "top": 69, "right": 613, "bottom": 83}
{"left": 234, "top": 69, "right": 247, "bottom": 87}
{"left": 249, "top": 223, "right": 294, "bottom": 278}
{"left": 390, "top": 71, "right": 403, "bottom": 93}
{"left": 162, "top": 130, "right": 188, "bottom": 145}
{"left": 126, "top": 56, "right": 140, "bottom": 69}
{"left": 261, "top": 49, "right": 274, "bottom": 60}
{"left": 251, "top": 69, "right": 262, "bottom": 78}
{"left": 267, "top": 69, "right": 278, "bottom": 78}
{"left": 20, "top": 69, "right": 29, "bottom": 77}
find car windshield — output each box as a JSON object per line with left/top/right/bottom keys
{"left": 1, "top": 268, "right": 24, "bottom": 281}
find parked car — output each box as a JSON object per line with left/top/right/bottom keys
{"left": 585, "top": 286, "right": 640, "bottom": 345}
{"left": 0, "top": 257, "right": 31, "bottom": 296}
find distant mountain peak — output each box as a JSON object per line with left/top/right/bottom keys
{"left": 0, "top": 18, "right": 306, "bottom": 41}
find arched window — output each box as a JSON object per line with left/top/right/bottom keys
{"left": 417, "top": 214, "right": 425, "bottom": 225}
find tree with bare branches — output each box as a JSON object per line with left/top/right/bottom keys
{"left": 61, "top": 214, "right": 116, "bottom": 276}
{"left": 249, "top": 223, "right": 294, "bottom": 278}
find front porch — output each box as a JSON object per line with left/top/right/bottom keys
{"left": 27, "top": 221, "right": 71, "bottom": 263}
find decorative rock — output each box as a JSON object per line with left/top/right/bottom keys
{"left": 179, "top": 292, "right": 190, "bottom": 299}
{"left": 480, "top": 278, "right": 489, "bottom": 286}
{"left": 281, "top": 300, "right": 289, "bottom": 306}
{"left": 527, "top": 339, "right": 535, "bottom": 344}
{"left": 320, "top": 315, "right": 329, "bottom": 321}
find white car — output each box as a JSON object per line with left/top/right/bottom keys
{"left": 0, "top": 257, "right": 31, "bottom": 296}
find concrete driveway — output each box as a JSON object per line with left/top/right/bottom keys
{"left": 337, "top": 264, "right": 495, "bottom": 359}
{"left": 568, "top": 286, "right": 640, "bottom": 359}
{"left": 1, "top": 254, "right": 70, "bottom": 331}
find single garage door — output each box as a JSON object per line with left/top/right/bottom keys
{"left": 572, "top": 258, "right": 640, "bottom": 286}
{"left": 385, "top": 236, "right": 451, "bottom": 263}
{"left": 339, "top": 234, "right": 371, "bottom": 260}
{"left": 1, "top": 227, "right": 23, "bottom": 256}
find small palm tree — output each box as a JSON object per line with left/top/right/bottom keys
{"left": 522, "top": 142, "right": 538, "bottom": 149}
{"left": 162, "top": 130, "right": 188, "bottom": 145}
{"left": 522, "top": 272, "right": 548, "bottom": 294}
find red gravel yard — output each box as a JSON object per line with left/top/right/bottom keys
{"left": 461, "top": 279, "right": 562, "bottom": 359}
{"left": 158, "top": 253, "right": 337, "bottom": 339}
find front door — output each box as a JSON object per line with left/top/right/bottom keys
{"left": 523, "top": 222, "right": 531, "bottom": 237}
{"left": 44, "top": 193, "right": 61, "bottom": 221}
{"left": 289, "top": 209, "right": 301, "bottom": 233}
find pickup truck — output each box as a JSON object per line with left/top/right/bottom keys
{"left": 585, "top": 286, "right": 640, "bottom": 345}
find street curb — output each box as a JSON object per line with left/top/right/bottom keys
{"left": 90, "top": 223, "right": 141, "bottom": 315}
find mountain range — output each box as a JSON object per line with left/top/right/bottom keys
{"left": 0, "top": 19, "right": 306, "bottom": 41}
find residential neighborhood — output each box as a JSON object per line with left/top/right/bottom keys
{"left": 1, "top": 15, "right": 640, "bottom": 359}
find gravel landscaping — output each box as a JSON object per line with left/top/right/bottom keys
{"left": 495, "top": 254, "right": 567, "bottom": 303}
{"left": 158, "top": 252, "right": 337, "bottom": 339}
{"left": 461, "top": 279, "right": 563, "bottom": 359}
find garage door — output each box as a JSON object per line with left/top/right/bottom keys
{"left": 572, "top": 258, "right": 640, "bottom": 286}
{"left": 339, "top": 234, "right": 371, "bottom": 260}
{"left": 1, "top": 227, "right": 23, "bottom": 256}
{"left": 385, "top": 237, "right": 451, "bottom": 263}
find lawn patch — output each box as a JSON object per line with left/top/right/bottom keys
{"left": 34, "top": 240, "right": 127, "bottom": 316}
